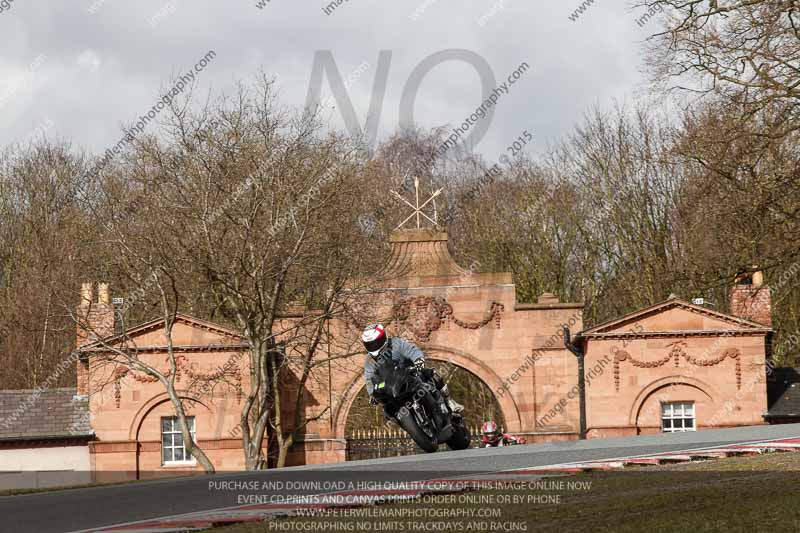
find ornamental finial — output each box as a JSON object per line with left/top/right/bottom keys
{"left": 391, "top": 177, "right": 442, "bottom": 230}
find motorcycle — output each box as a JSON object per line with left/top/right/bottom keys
{"left": 371, "top": 358, "right": 471, "bottom": 453}
{"left": 481, "top": 433, "right": 526, "bottom": 447}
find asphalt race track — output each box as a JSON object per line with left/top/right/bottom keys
{"left": 3, "top": 423, "right": 800, "bottom": 533}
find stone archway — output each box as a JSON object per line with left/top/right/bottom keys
{"left": 128, "top": 392, "right": 211, "bottom": 479}
{"left": 630, "top": 376, "right": 716, "bottom": 433}
{"left": 346, "top": 360, "right": 507, "bottom": 435}
{"left": 332, "top": 346, "right": 523, "bottom": 440}
{"left": 128, "top": 392, "right": 210, "bottom": 441}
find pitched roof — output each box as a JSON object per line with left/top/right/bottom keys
{"left": 580, "top": 296, "right": 772, "bottom": 337}
{"left": 766, "top": 367, "right": 800, "bottom": 419}
{"left": 80, "top": 312, "right": 246, "bottom": 352}
{"left": 0, "top": 388, "right": 93, "bottom": 442}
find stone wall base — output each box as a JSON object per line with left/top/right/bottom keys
{"left": 89, "top": 438, "right": 251, "bottom": 483}
{"left": 517, "top": 432, "right": 579, "bottom": 443}
{"left": 286, "top": 438, "right": 347, "bottom": 466}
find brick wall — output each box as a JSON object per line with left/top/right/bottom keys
{"left": 730, "top": 284, "right": 772, "bottom": 326}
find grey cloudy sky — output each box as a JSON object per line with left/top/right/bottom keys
{"left": 0, "top": 0, "right": 658, "bottom": 164}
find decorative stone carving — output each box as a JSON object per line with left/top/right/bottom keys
{"left": 113, "top": 353, "right": 243, "bottom": 408}
{"left": 391, "top": 296, "right": 447, "bottom": 342}
{"left": 613, "top": 341, "right": 741, "bottom": 392}
{"left": 390, "top": 296, "right": 503, "bottom": 342}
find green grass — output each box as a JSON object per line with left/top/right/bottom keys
{"left": 216, "top": 452, "right": 800, "bottom": 533}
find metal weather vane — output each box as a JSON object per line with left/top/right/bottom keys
{"left": 392, "top": 177, "right": 442, "bottom": 230}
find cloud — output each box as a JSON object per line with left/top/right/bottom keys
{"left": 0, "top": 1, "right": 648, "bottom": 162}
{"left": 77, "top": 49, "right": 102, "bottom": 71}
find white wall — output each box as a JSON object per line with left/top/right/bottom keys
{"left": 0, "top": 445, "right": 91, "bottom": 490}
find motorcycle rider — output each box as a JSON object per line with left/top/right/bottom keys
{"left": 361, "top": 323, "right": 463, "bottom": 418}
{"left": 480, "top": 420, "right": 525, "bottom": 447}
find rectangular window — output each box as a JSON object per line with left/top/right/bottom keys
{"left": 661, "top": 401, "right": 695, "bottom": 433}
{"left": 161, "top": 416, "right": 196, "bottom": 465}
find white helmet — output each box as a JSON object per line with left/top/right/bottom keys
{"left": 361, "top": 323, "right": 388, "bottom": 358}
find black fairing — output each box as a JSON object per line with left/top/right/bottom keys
{"left": 371, "top": 358, "right": 417, "bottom": 403}
{"left": 370, "top": 357, "right": 451, "bottom": 438}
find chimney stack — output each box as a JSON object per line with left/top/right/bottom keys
{"left": 80, "top": 282, "right": 92, "bottom": 304}
{"left": 76, "top": 282, "right": 116, "bottom": 396}
{"left": 98, "top": 283, "right": 110, "bottom": 304}
{"left": 730, "top": 268, "right": 772, "bottom": 326}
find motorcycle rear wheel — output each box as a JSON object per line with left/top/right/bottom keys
{"left": 446, "top": 423, "right": 471, "bottom": 450}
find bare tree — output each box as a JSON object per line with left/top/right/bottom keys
{"left": 641, "top": 0, "right": 799, "bottom": 138}
{"left": 101, "top": 75, "right": 376, "bottom": 469}
{"left": 0, "top": 141, "right": 95, "bottom": 390}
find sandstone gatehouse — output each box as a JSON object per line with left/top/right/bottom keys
{"left": 0, "top": 228, "right": 774, "bottom": 484}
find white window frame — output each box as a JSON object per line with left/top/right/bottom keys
{"left": 661, "top": 401, "right": 696, "bottom": 433}
{"left": 161, "top": 416, "right": 196, "bottom": 466}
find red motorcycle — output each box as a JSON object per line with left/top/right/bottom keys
{"left": 480, "top": 421, "right": 527, "bottom": 447}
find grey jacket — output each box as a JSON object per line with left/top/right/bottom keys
{"left": 363, "top": 337, "right": 424, "bottom": 396}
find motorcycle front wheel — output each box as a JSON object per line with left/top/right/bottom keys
{"left": 397, "top": 406, "right": 439, "bottom": 453}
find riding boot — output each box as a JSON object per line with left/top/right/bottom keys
{"left": 440, "top": 383, "right": 464, "bottom": 414}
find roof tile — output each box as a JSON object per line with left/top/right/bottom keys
{"left": 0, "top": 388, "right": 93, "bottom": 441}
